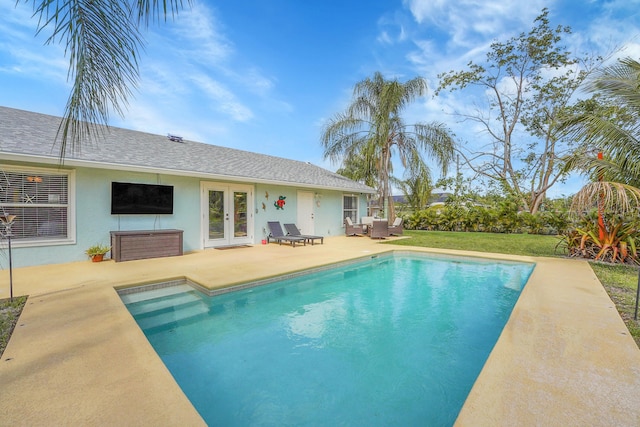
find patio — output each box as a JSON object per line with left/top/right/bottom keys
{"left": 0, "top": 236, "right": 639, "bottom": 426}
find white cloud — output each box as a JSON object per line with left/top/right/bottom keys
{"left": 190, "top": 73, "right": 254, "bottom": 121}
{"left": 245, "top": 68, "right": 274, "bottom": 94}
{"left": 404, "top": 0, "right": 546, "bottom": 48}
{"left": 0, "top": 3, "right": 68, "bottom": 83}
{"left": 160, "top": 3, "right": 278, "bottom": 100}
{"left": 377, "top": 31, "right": 394, "bottom": 45}
{"left": 168, "top": 4, "right": 234, "bottom": 66}
{"left": 618, "top": 42, "right": 640, "bottom": 60}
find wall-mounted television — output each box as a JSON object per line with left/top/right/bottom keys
{"left": 111, "top": 182, "right": 174, "bottom": 215}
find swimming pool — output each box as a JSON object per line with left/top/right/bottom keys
{"left": 121, "top": 252, "right": 534, "bottom": 426}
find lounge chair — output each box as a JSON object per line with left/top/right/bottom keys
{"left": 370, "top": 219, "right": 389, "bottom": 239}
{"left": 283, "top": 223, "right": 324, "bottom": 245}
{"left": 388, "top": 217, "right": 404, "bottom": 235}
{"left": 267, "top": 221, "right": 307, "bottom": 247}
{"left": 344, "top": 217, "right": 364, "bottom": 236}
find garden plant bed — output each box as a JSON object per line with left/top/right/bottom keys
{"left": 0, "top": 296, "right": 27, "bottom": 358}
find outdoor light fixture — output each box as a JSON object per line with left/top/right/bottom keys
{"left": 0, "top": 214, "right": 17, "bottom": 302}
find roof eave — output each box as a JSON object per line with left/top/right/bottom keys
{"left": 0, "top": 152, "right": 376, "bottom": 194}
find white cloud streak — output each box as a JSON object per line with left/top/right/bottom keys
{"left": 404, "top": 0, "right": 547, "bottom": 47}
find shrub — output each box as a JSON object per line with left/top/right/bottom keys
{"left": 559, "top": 210, "right": 640, "bottom": 264}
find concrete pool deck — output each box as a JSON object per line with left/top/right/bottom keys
{"left": 0, "top": 236, "right": 639, "bottom": 426}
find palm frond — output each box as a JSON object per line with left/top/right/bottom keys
{"left": 586, "top": 57, "right": 640, "bottom": 108}
{"left": 564, "top": 57, "right": 640, "bottom": 187}
{"left": 571, "top": 181, "right": 640, "bottom": 214}
{"left": 135, "top": 0, "right": 191, "bottom": 25}
{"left": 22, "top": 0, "right": 190, "bottom": 158}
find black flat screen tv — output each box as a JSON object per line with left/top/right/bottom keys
{"left": 111, "top": 182, "right": 174, "bottom": 215}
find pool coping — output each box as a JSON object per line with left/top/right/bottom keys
{"left": 0, "top": 236, "right": 639, "bottom": 425}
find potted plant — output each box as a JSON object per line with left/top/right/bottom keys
{"left": 85, "top": 243, "right": 111, "bottom": 262}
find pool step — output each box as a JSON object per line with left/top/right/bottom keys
{"left": 120, "top": 284, "right": 194, "bottom": 305}
{"left": 126, "top": 290, "right": 203, "bottom": 317}
{"left": 136, "top": 301, "right": 212, "bottom": 334}
{"left": 123, "top": 289, "right": 213, "bottom": 334}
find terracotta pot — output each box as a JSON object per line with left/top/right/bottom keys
{"left": 91, "top": 254, "right": 104, "bottom": 263}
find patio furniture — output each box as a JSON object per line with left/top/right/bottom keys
{"left": 283, "top": 223, "right": 324, "bottom": 245}
{"left": 388, "top": 217, "right": 404, "bottom": 235}
{"left": 370, "top": 219, "right": 389, "bottom": 239}
{"left": 361, "top": 216, "right": 374, "bottom": 227}
{"left": 344, "top": 217, "right": 364, "bottom": 236}
{"left": 360, "top": 216, "right": 374, "bottom": 234}
{"left": 110, "top": 229, "right": 183, "bottom": 262}
{"left": 267, "top": 221, "right": 307, "bottom": 247}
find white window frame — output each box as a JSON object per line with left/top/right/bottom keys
{"left": 0, "top": 165, "right": 76, "bottom": 247}
{"left": 343, "top": 194, "right": 359, "bottom": 224}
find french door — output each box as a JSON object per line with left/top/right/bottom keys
{"left": 201, "top": 182, "right": 253, "bottom": 248}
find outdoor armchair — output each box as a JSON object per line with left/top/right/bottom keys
{"left": 344, "top": 217, "right": 364, "bottom": 236}
{"left": 388, "top": 217, "right": 404, "bottom": 235}
{"left": 370, "top": 219, "right": 389, "bottom": 239}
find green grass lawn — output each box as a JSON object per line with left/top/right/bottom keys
{"left": 386, "top": 230, "right": 640, "bottom": 347}
{"left": 589, "top": 263, "right": 640, "bottom": 344}
{"left": 385, "top": 230, "right": 561, "bottom": 257}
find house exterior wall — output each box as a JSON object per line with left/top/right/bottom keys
{"left": 253, "top": 185, "right": 362, "bottom": 240}
{"left": 0, "top": 162, "right": 370, "bottom": 268}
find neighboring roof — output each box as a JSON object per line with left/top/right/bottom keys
{"left": 392, "top": 195, "right": 407, "bottom": 204}
{"left": 0, "top": 106, "right": 375, "bottom": 193}
{"left": 429, "top": 192, "right": 453, "bottom": 205}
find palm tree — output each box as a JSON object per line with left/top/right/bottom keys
{"left": 321, "top": 72, "right": 455, "bottom": 220}
{"left": 569, "top": 57, "right": 640, "bottom": 213}
{"left": 563, "top": 57, "right": 640, "bottom": 262}
{"left": 335, "top": 150, "right": 379, "bottom": 190}
{"left": 20, "top": 0, "right": 190, "bottom": 157}
{"left": 393, "top": 171, "right": 433, "bottom": 212}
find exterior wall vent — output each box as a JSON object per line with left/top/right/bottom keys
{"left": 167, "top": 134, "right": 183, "bottom": 143}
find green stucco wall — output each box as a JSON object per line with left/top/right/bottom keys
{"left": 0, "top": 163, "right": 370, "bottom": 268}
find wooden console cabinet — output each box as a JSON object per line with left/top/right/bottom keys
{"left": 110, "top": 229, "right": 183, "bottom": 262}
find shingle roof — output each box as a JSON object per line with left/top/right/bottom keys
{"left": 0, "top": 106, "right": 374, "bottom": 193}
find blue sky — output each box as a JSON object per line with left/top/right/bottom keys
{"left": 1, "top": 0, "right": 639, "bottom": 197}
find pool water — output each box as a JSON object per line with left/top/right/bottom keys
{"left": 121, "top": 253, "right": 534, "bottom": 426}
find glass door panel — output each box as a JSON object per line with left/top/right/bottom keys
{"left": 208, "top": 190, "right": 225, "bottom": 240}
{"left": 233, "top": 191, "right": 248, "bottom": 238}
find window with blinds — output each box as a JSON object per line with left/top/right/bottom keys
{"left": 343, "top": 194, "right": 359, "bottom": 223}
{"left": 0, "top": 168, "right": 72, "bottom": 242}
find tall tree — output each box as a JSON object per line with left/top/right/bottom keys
{"left": 321, "top": 72, "right": 455, "bottom": 220}
{"left": 437, "top": 8, "right": 600, "bottom": 214}
{"left": 19, "top": 0, "right": 190, "bottom": 157}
